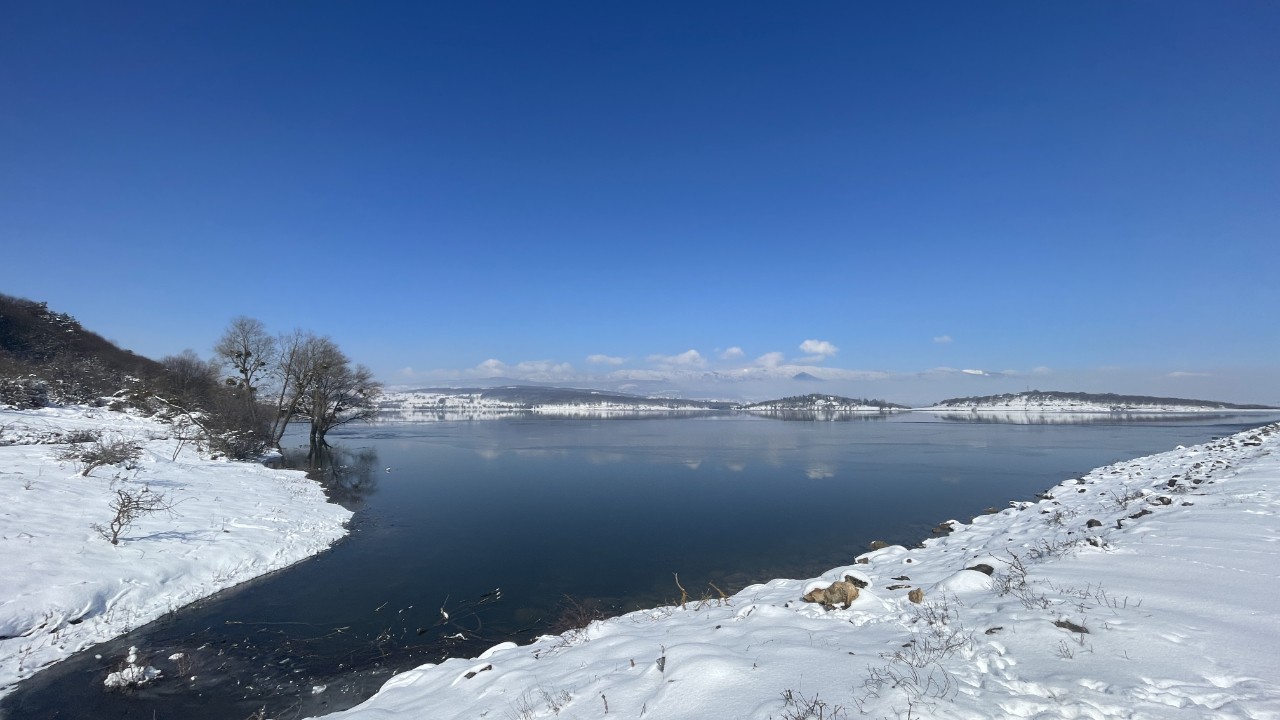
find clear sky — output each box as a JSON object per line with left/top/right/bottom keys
{"left": 3, "top": 2, "right": 1278, "bottom": 405}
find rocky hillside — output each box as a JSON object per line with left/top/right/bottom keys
{"left": 0, "top": 294, "right": 164, "bottom": 407}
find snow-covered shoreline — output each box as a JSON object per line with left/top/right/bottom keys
{"left": 316, "top": 421, "right": 1280, "bottom": 719}
{"left": 0, "top": 405, "right": 352, "bottom": 697}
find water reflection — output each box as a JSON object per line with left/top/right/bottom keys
{"left": 280, "top": 444, "right": 381, "bottom": 509}
{"left": 804, "top": 464, "right": 837, "bottom": 479}
{"left": 746, "top": 410, "right": 893, "bottom": 422}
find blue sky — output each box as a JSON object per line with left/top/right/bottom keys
{"left": 3, "top": 2, "right": 1278, "bottom": 404}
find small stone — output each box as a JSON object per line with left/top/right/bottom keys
{"left": 1053, "top": 619, "right": 1089, "bottom": 634}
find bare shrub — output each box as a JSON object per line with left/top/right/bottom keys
{"left": 63, "top": 428, "right": 101, "bottom": 444}
{"left": 1026, "top": 535, "right": 1081, "bottom": 561}
{"left": 57, "top": 437, "right": 142, "bottom": 476}
{"left": 92, "top": 486, "right": 177, "bottom": 545}
{"left": 858, "top": 596, "right": 972, "bottom": 713}
{"left": 779, "top": 688, "right": 846, "bottom": 720}
{"left": 1108, "top": 488, "right": 1146, "bottom": 510}
{"left": 993, "top": 552, "right": 1052, "bottom": 610}
{"left": 549, "top": 594, "right": 606, "bottom": 646}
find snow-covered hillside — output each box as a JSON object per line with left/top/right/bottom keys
{"left": 923, "top": 390, "right": 1276, "bottom": 413}
{"left": 0, "top": 405, "right": 351, "bottom": 697}
{"left": 378, "top": 388, "right": 730, "bottom": 422}
{"left": 314, "top": 422, "right": 1280, "bottom": 720}
{"left": 741, "top": 393, "right": 908, "bottom": 414}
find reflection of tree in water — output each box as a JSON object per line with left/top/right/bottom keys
{"left": 281, "top": 445, "right": 380, "bottom": 509}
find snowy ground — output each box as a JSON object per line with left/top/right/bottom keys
{"left": 0, "top": 405, "right": 351, "bottom": 697}
{"left": 317, "top": 422, "right": 1280, "bottom": 720}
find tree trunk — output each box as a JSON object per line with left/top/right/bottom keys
{"left": 308, "top": 423, "right": 330, "bottom": 457}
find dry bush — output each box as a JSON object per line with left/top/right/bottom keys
{"left": 92, "top": 486, "right": 177, "bottom": 545}
{"left": 57, "top": 437, "right": 142, "bottom": 476}
{"left": 779, "top": 689, "right": 846, "bottom": 720}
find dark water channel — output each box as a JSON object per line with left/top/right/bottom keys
{"left": 5, "top": 413, "right": 1276, "bottom": 719}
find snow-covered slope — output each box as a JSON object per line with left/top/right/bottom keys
{"left": 923, "top": 391, "right": 1276, "bottom": 413}
{"left": 314, "top": 422, "right": 1280, "bottom": 720}
{"left": 0, "top": 405, "right": 352, "bottom": 696}
{"left": 741, "top": 393, "right": 908, "bottom": 414}
{"left": 378, "top": 388, "right": 729, "bottom": 422}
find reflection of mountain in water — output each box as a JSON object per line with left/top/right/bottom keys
{"left": 926, "top": 411, "right": 1246, "bottom": 425}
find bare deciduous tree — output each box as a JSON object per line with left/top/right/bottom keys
{"left": 157, "top": 350, "right": 219, "bottom": 410}
{"left": 266, "top": 330, "right": 319, "bottom": 447}
{"left": 209, "top": 319, "right": 381, "bottom": 452}
{"left": 292, "top": 337, "right": 381, "bottom": 453}
{"left": 213, "top": 317, "right": 277, "bottom": 423}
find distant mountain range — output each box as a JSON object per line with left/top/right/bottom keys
{"left": 925, "top": 390, "right": 1278, "bottom": 412}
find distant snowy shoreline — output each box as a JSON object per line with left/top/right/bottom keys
{"left": 316, "top": 420, "right": 1280, "bottom": 719}
{"left": 0, "top": 405, "right": 351, "bottom": 697}
{"left": 917, "top": 404, "right": 1278, "bottom": 414}
{"left": 379, "top": 389, "right": 1278, "bottom": 422}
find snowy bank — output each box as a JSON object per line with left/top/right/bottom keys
{"left": 0, "top": 405, "right": 352, "bottom": 696}
{"left": 316, "top": 422, "right": 1280, "bottom": 719}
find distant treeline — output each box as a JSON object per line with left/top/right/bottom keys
{"left": 1, "top": 294, "right": 381, "bottom": 458}
{"left": 933, "top": 390, "right": 1276, "bottom": 410}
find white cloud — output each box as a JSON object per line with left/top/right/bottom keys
{"left": 1032, "top": 366, "right": 1053, "bottom": 375}
{"left": 513, "top": 360, "right": 575, "bottom": 378}
{"left": 755, "top": 351, "right": 786, "bottom": 368}
{"left": 961, "top": 369, "right": 989, "bottom": 376}
{"left": 798, "top": 339, "right": 839, "bottom": 359}
{"left": 647, "top": 349, "right": 706, "bottom": 368}
{"left": 720, "top": 346, "right": 744, "bottom": 360}
{"left": 587, "top": 354, "right": 625, "bottom": 366}
{"left": 399, "top": 366, "right": 417, "bottom": 377}
{"left": 933, "top": 335, "right": 953, "bottom": 344}
{"left": 1167, "top": 371, "right": 1213, "bottom": 378}
{"left": 463, "top": 358, "right": 575, "bottom": 381}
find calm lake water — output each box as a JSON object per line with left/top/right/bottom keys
{"left": 5, "top": 412, "right": 1277, "bottom": 719}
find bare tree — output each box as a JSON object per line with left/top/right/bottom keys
{"left": 266, "top": 330, "right": 321, "bottom": 448}
{"left": 157, "top": 350, "right": 219, "bottom": 410}
{"left": 209, "top": 321, "right": 380, "bottom": 452}
{"left": 213, "top": 317, "right": 277, "bottom": 423}
{"left": 292, "top": 338, "right": 381, "bottom": 453}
